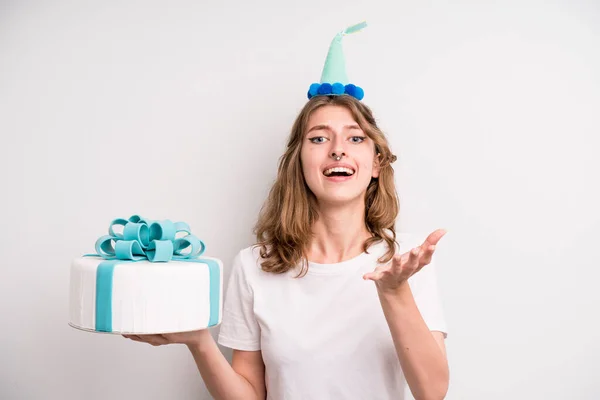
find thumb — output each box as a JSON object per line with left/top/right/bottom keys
{"left": 363, "top": 271, "right": 383, "bottom": 281}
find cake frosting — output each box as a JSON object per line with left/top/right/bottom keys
{"left": 69, "top": 215, "right": 223, "bottom": 334}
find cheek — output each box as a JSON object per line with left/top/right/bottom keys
{"left": 356, "top": 152, "right": 376, "bottom": 175}
{"left": 300, "top": 147, "right": 321, "bottom": 180}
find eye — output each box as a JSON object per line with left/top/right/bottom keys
{"left": 309, "top": 136, "right": 328, "bottom": 144}
{"left": 349, "top": 136, "right": 367, "bottom": 143}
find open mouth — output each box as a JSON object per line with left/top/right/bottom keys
{"left": 323, "top": 167, "right": 355, "bottom": 177}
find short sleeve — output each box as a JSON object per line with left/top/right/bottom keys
{"left": 217, "top": 250, "right": 262, "bottom": 351}
{"left": 409, "top": 255, "right": 448, "bottom": 338}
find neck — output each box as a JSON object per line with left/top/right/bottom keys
{"left": 307, "top": 199, "right": 372, "bottom": 264}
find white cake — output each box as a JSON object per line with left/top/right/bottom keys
{"left": 68, "top": 215, "right": 223, "bottom": 335}
{"left": 69, "top": 256, "right": 223, "bottom": 334}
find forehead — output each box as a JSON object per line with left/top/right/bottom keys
{"left": 307, "top": 105, "right": 358, "bottom": 128}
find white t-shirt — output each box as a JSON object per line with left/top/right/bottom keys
{"left": 217, "top": 234, "right": 448, "bottom": 400}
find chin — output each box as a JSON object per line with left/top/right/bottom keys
{"left": 315, "top": 189, "right": 365, "bottom": 207}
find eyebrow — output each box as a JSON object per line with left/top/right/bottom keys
{"left": 306, "top": 124, "right": 362, "bottom": 134}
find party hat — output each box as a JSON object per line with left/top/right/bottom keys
{"left": 307, "top": 21, "right": 367, "bottom": 101}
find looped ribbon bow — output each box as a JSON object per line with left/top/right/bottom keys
{"left": 94, "top": 214, "right": 205, "bottom": 262}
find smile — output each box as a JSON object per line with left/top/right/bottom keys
{"left": 323, "top": 167, "right": 355, "bottom": 177}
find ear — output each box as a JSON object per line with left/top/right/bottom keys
{"left": 372, "top": 153, "right": 381, "bottom": 178}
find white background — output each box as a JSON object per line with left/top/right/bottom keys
{"left": 1, "top": 0, "right": 599, "bottom": 399}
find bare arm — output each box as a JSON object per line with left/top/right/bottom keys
{"left": 378, "top": 284, "right": 448, "bottom": 400}
{"left": 363, "top": 229, "right": 450, "bottom": 400}
{"left": 187, "top": 330, "right": 266, "bottom": 400}
{"left": 125, "top": 329, "right": 266, "bottom": 400}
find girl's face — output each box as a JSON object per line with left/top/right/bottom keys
{"left": 300, "top": 104, "right": 380, "bottom": 206}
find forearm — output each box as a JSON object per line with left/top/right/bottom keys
{"left": 378, "top": 284, "right": 449, "bottom": 400}
{"left": 186, "top": 330, "right": 260, "bottom": 400}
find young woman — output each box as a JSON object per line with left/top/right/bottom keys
{"left": 125, "top": 22, "right": 449, "bottom": 399}
{"left": 124, "top": 93, "right": 449, "bottom": 399}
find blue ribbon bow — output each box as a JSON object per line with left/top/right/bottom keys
{"left": 87, "top": 215, "right": 220, "bottom": 333}
{"left": 94, "top": 214, "right": 206, "bottom": 262}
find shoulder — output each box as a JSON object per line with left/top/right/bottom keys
{"left": 235, "top": 244, "right": 261, "bottom": 266}
{"left": 230, "top": 244, "right": 272, "bottom": 284}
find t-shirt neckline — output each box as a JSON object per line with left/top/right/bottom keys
{"left": 305, "top": 240, "right": 387, "bottom": 276}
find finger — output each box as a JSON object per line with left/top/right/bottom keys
{"left": 390, "top": 248, "right": 417, "bottom": 275}
{"left": 138, "top": 334, "right": 170, "bottom": 346}
{"left": 396, "top": 246, "right": 416, "bottom": 266}
{"left": 363, "top": 269, "right": 387, "bottom": 281}
{"left": 405, "top": 247, "right": 421, "bottom": 273}
{"left": 391, "top": 253, "right": 404, "bottom": 270}
{"left": 363, "top": 271, "right": 380, "bottom": 281}
{"left": 126, "top": 334, "right": 160, "bottom": 345}
{"left": 387, "top": 248, "right": 417, "bottom": 281}
{"left": 363, "top": 263, "right": 389, "bottom": 280}
{"left": 421, "top": 244, "right": 436, "bottom": 265}
{"left": 424, "top": 229, "right": 447, "bottom": 247}
{"left": 413, "top": 244, "right": 439, "bottom": 275}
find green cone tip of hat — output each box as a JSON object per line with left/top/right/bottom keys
{"left": 308, "top": 21, "right": 367, "bottom": 101}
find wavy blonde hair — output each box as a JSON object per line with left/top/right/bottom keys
{"left": 253, "top": 95, "right": 399, "bottom": 276}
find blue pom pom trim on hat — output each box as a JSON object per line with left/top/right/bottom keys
{"left": 307, "top": 82, "right": 365, "bottom": 101}
{"left": 318, "top": 83, "right": 333, "bottom": 95}
{"left": 308, "top": 83, "right": 321, "bottom": 97}
{"left": 344, "top": 84, "right": 356, "bottom": 97}
{"left": 332, "top": 83, "right": 345, "bottom": 94}
{"left": 354, "top": 86, "right": 364, "bottom": 100}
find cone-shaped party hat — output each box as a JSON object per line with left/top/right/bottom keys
{"left": 307, "top": 21, "right": 367, "bottom": 101}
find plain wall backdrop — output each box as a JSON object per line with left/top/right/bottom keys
{"left": 1, "top": 0, "right": 599, "bottom": 399}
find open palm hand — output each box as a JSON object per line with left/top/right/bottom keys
{"left": 363, "top": 229, "right": 447, "bottom": 293}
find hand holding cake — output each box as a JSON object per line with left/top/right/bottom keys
{"left": 123, "top": 328, "right": 213, "bottom": 348}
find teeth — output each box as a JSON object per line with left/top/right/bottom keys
{"left": 324, "top": 167, "right": 355, "bottom": 176}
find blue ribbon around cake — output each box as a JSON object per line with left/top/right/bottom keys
{"left": 88, "top": 215, "right": 220, "bottom": 333}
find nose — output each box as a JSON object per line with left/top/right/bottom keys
{"left": 331, "top": 151, "right": 346, "bottom": 160}
{"left": 330, "top": 136, "right": 346, "bottom": 159}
